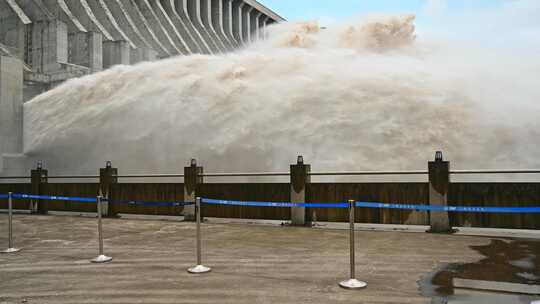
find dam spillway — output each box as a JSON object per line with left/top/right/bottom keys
{"left": 0, "top": 0, "right": 283, "bottom": 175}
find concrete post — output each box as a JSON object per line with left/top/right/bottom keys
{"left": 99, "top": 161, "right": 118, "bottom": 217}
{"left": 428, "top": 151, "right": 452, "bottom": 233}
{"left": 290, "top": 156, "right": 311, "bottom": 226}
{"left": 87, "top": 32, "right": 103, "bottom": 72}
{"left": 31, "top": 20, "right": 69, "bottom": 73}
{"left": 130, "top": 47, "right": 158, "bottom": 64}
{"left": 102, "top": 40, "right": 130, "bottom": 69}
{"left": 30, "top": 161, "right": 48, "bottom": 214}
{"left": 68, "top": 31, "right": 103, "bottom": 72}
{"left": 0, "top": 56, "right": 24, "bottom": 157}
{"left": 184, "top": 159, "right": 203, "bottom": 221}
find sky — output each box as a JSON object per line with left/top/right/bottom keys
{"left": 259, "top": 0, "right": 540, "bottom": 50}
{"left": 261, "top": 0, "right": 507, "bottom": 23}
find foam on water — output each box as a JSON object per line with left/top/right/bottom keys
{"left": 23, "top": 16, "right": 540, "bottom": 174}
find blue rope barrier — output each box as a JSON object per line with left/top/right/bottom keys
{"left": 109, "top": 200, "right": 194, "bottom": 207}
{"left": 355, "top": 201, "right": 540, "bottom": 213}
{"left": 202, "top": 198, "right": 348, "bottom": 208}
{"left": 202, "top": 198, "right": 540, "bottom": 213}
{"left": 5, "top": 193, "right": 539, "bottom": 213}
{"left": 11, "top": 194, "right": 96, "bottom": 203}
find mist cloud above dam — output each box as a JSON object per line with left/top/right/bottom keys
{"left": 23, "top": 14, "right": 540, "bottom": 174}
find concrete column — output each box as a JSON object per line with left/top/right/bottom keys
{"left": 239, "top": 2, "right": 247, "bottom": 44}
{"left": 130, "top": 47, "right": 158, "bottom": 64}
{"left": 246, "top": 7, "right": 256, "bottom": 43}
{"left": 200, "top": 0, "right": 228, "bottom": 52}
{"left": 290, "top": 156, "right": 311, "bottom": 226}
{"left": 0, "top": 56, "right": 23, "bottom": 156}
{"left": 211, "top": 0, "right": 233, "bottom": 50}
{"left": 254, "top": 11, "right": 262, "bottom": 41}
{"left": 115, "top": 0, "right": 169, "bottom": 57}
{"left": 161, "top": 0, "right": 201, "bottom": 54}
{"left": 31, "top": 19, "right": 69, "bottom": 73}
{"left": 184, "top": 159, "right": 203, "bottom": 221}
{"left": 186, "top": 0, "right": 221, "bottom": 53}
{"left": 428, "top": 151, "right": 452, "bottom": 233}
{"left": 150, "top": 0, "right": 191, "bottom": 54}
{"left": 99, "top": 161, "right": 118, "bottom": 217}
{"left": 222, "top": 0, "right": 238, "bottom": 47}
{"left": 0, "top": 11, "right": 27, "bottom": 61}
{"left": 259, "top": 15, "right": 269, "bottom": 40}
{"left": 172, "top": 0, "right": 211, "bottom": 54}
{"left": 231, "top": 0, "right": 242, "bottom": 44}
{"left": 30, "top": 162, "right": 48, "bottom": 214}
{"left": 68, "top": 31, "right": 103, "bottom": 72}
{"left": 102, "top": 40, "right": 130, "bottom": 68}
{"left": 134, "top": 0, "right": 181, "bottom": 55}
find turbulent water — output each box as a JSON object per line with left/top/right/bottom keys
{"left": 23, "top": 16, "right": 540, "bottom": 175}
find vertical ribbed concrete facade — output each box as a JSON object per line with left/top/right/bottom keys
{"left": 0, "top": 0, "right": 283, "bottom": 175}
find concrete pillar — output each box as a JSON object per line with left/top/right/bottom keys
{"left": 184, "top": 159, "right": 203, "bottom": 221}
{"left": 211, "top": 0, "right": 233, "bottom": 50}
{"left": 222, "top": 0, "right": 238, "bottom": 47}
{"left": 231, "top": 0, "right": 242, "bottom": 44}
{"left": 31, "top": 19, "right": 69, "bottom": 73}
{"left": 290, "top": 156, "right": 311, "bottom": 226}
{"left": 186, "top": 0, "right": 221, "bottom": 53}
{"left": 0, "top": 12, "right": 27, "bottom": 61}
{"left": 134, "top": 0, "right": 181, "bottom": 55}
{"left": 253, "top": 11, "right": 262, "bottom": 41}
{"left": 247, "top": 7, "right": 256, "bottom": 43}
{"left": 68, "top": 31, "right": 103, "bottom": 72}
{"left": 239, "top": 2, "right": 248, "bottom": 44}
{"left": 173, "top": 0, "right": 212, "bottom": 54}
{"left": 99, "top": 161, "right": 118, "bottom": 217}
{"left": 259, "top": 15, "right": 269, "bottom": 40}
{"left": 103, "top": 40, "right": 130, "bottom": 68}
{"left": 30, "top": 161, "right": 48, "bottom": 214}
{"left": 0, "top": 56, "right": 23, "bottom": 156}
{"left": 162, "top": 0, "right": 202, "bottom": 54}
{"left": 130, "top": 47, "right": 158, "bottom": 64}
{"left": 428, "top": 151, "right": 452, "bottom": 233}
{"left": 150, "top": 0, "right": 191, "bottom": 54}
{"left": 200, "top": 0, "right": 227, "bottom": 52}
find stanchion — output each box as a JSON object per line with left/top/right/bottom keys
{"left": 2, "top": 193, "right": 21, "bottom": 254}
{"left": 339, "top": 200, "right": 367, "bottom": 289}
{"left": 91, "top": 196, "right": 112, "bottom": 263}
{"left": 188, "top": 197, "right": 211, "bottom": 274}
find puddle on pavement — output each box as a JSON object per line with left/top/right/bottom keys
{"left": 419, "top": 239, "right": 540, "bottom": 304}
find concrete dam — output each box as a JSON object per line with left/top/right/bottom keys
{"left": 0, "top": 0, "right": 283, "bottom": 176}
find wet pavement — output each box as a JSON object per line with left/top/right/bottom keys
{"left": 0, "top": 213, "right": 539, "bottom": 303}
{"left": 419, "top": 238, "right": 540, "bottom": 303}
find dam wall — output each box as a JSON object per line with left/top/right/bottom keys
{"left": 0, "top": 0, "right": 283, "bottom": 175}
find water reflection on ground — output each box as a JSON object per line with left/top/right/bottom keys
{"left": 419, "top": 238, "right": 540, "bottom": 303}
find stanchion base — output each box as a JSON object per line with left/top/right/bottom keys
{"left": 91, "top": 255, "right": 113, "bottom": 263}
{"left": 1, "top": 248, "right": 21, "bottom": 254}
{"left": 339, "top": 279, "right": 367, "bottom": 289}
{"left": 187, "top": 265, "right": 211, "bottom": 274}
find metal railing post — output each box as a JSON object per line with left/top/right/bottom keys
{"left": 2, "top": 192, "right": 21, "bottom": 254}
{"left": 188, "top": 197, "right": 211, "bottom": 274}
{"left": 91, "top": 196, "right": 112, "bottom": 263}
{"left": 339, "top": 200, "right": 367, "bottom": 289}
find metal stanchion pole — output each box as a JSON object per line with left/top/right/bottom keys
{"left": 2, "top": 193, "right": 21, "bottom": 254}
{"left": 188, "top": 197, "right": 211, "bottom": 274}
{"left": 339, "top": 200, "right": 367, "bottom": 289}
{"left": 91, "top": 196, "right": 112, "bottom": 263}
